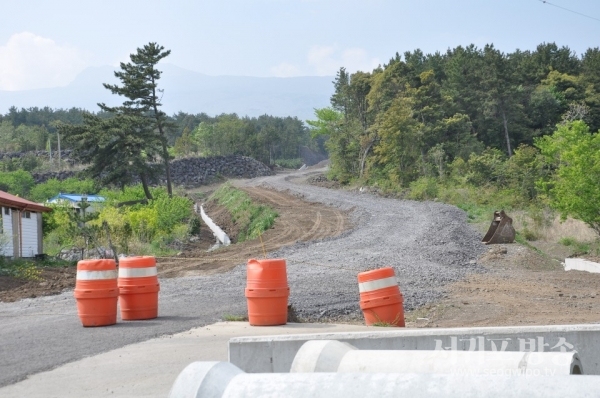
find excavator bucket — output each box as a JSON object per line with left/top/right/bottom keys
{"left": 482, "top": 210, "right": 515, "bottom": 244}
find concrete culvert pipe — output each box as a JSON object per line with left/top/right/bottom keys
{"left": 170, "top": 361, "right": 599, "bottom": 398}
{"left": 290, "top": 340, "right": 583, "bottom": 376}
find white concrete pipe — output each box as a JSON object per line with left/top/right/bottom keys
{"left": 290, "top": 340, "right": 583, "bottom": 376}
{"left": 170, "top": 361, "right": 599, "bottom": 398}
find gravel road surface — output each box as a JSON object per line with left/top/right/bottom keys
{"left": 0, "top": 168, "right": 484, "bottom": 387}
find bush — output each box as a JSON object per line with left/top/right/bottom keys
{"left": 407, "top": 177, "right": 439, "bottom": 201}
{"left": 275, "top": 158, "right": 303, "bottom": 169}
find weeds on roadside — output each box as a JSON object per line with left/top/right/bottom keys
{"left": 559, "top": 237, "right": 592, "bottom": 255}
{"left": 223, "top": 314, "right": 248, "bottom": 322}
{"left": 0, "top": 259, "right": 42, "bottom": 281}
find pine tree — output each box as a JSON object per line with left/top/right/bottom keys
{"left": 101, "top": 42, "right": 174, "bottom": 196}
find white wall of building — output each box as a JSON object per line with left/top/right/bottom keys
{"left": 1, "top": 207, "right": 14, "bottom": 257}
{"left": 21, "top": 212, "right": 39, "bottom": 257}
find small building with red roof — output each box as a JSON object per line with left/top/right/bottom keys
{"left": 0, "top": 190, "right": 52, "bottom": 258}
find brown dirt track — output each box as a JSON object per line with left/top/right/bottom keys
{"left": 155, "top": 186, "right": 352, "bottom": 278}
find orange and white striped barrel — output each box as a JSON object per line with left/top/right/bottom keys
{"left": 245, "top": 258, "right": 290, "bottom": 326}
{"left": 357, "top": 267, "right": 405, "bottom": 327}
{"left": 73, "top": 259, "right": 118, "bottom": 327}
{"left": 118, "top": 256, "right": 160, "bottom": 320}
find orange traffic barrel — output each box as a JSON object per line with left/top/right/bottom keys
{"left": 358, "top": 267, "right": 405, "bottom": 327}
{"left": 73, "top": 259, "right": 118, "bottom": 327}
{"left": 245, "top": 258, "right": 290, "bottom": 326}
{"left": 118, "top": 256, "right": 160, "bottom": 320}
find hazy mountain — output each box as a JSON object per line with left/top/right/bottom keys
{"left": 0, "top": 64, "right": 335, "bottom": 121}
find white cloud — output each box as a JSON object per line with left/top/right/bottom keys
{"left": 307, "top": 45, "right": 380, "bottom": 76}
{"left": 0, "top": 32, "right": 88, "bottom": 91}
{"left": 270, "top": 62, "right": 303, "bottom": 77}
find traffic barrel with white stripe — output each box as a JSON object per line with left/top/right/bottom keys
{"left": 73, "top": 259, "right": 118, "bottom": 327}
{"left": 118, "top": 256, "right": 160, "bottom": 320}
{"left": 357, "top": 267, "right": 404, "bottom": 327}
{"left": 245, "top": 258, "right": 289, "bottom": 326}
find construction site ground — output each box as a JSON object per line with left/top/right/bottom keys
{"left": 1, "top": 172, "right": 599, "bottom": 327}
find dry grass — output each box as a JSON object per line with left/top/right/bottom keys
{"left": 510, "top": 211, "right": 597, "bottom": 243}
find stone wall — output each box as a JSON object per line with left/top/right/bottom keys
{"left": 31, "top": 155, "right": 274, "bottom": 187}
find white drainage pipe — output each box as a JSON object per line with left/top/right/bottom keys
{"left": 170, "top": 361, "right": 598, "bottom": 398}
{"left": 290, "top": 340, "right": 583, "bottom": 375}
{"left": 200, "top": 205, "right": 231, "bottom": 246}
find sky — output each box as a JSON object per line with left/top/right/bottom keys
{"left": 1, "top": 0, "right": 599, "bottom": 91}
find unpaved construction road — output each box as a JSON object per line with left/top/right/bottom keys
{"left": 0, "top": 167, "right": 484, "bottom": 387}
{"left": 28, "top": 165, "right": 600, "bottom": 389}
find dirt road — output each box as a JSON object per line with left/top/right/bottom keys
{"left": 2, "top": 167, "right": 600, "bottom": 388}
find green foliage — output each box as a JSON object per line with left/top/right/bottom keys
{"left": 558, "top": 237, "right": 591, "bottom": 255}
{"left": 191, "top": 114, "right": 313, "bottom": 165}
{"left": 29, "top": 177, "right": 97, "bottom": 202}
{"left": 188, "top": 215, "right": 201, "bottom": 235}
{"left": 154, "top": 195, "right": 193, "bottom": 233}
{"left": 407, "top": 177, "right": 439, "bottom": 201}
{"left": 275, "top": 158, "right": 303, "bottom": 169}
{"left": 0, "top": 259, "right": 41, "bottom": 280}
{"left": 222, "top": 314, "right": 249, "bottom": 322}
{"left": 209, "top": 183, "right": 278, "bottom": 242}
{"left": 536, "top": 121, "right": 600, "bottom": 234}
{"left": 0, "top": 170, "right": 35, "bottom": 197}
{"left": 464, "top": 148, "right": 507, "bottom": 186}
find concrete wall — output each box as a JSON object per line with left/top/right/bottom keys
{"left": 229, "top": 324, "right": 600, "bottom": 375}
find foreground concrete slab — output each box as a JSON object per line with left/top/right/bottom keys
{"left": 0, "top": 322, "right": 371, "bottom": 398}
{"left": 230, "top": 323, "right": 600, "bottom": 374}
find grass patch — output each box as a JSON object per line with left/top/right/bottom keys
{"left": 0, "top": 258, "right": 42, "bottom": 280}
{"left": 559, "top": 237, "right": 592, "bottom": 255}
{"left": 209, "top": 183, "right": 278, "bottom": 242}
{"left": 223, "top": 314, "right": 248, "bottom": 322}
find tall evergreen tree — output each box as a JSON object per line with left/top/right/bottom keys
{"left": 101, "top": 42, "right": 174, "bottom": 196}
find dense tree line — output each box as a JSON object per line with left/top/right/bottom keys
{"left": 310, "top": 42, "right": 600, "bottom": 186}
{"left": 174, "top": 113, "right": 315, "bottom": 166}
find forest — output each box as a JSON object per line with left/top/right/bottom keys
{"left": 306, "top": 42, "right": 600, "bottom": 237}
{"left": 2, "top": 41, "right": 600, "bottom": 257}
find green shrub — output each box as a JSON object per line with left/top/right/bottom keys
{"left": 275, "top": 158, "right": 303, "bottom": 169}
{"left": 30, "top": 177, "right": 98, "bottom": 202}
{"left": 0, "top": 259, "right": 41, "bottom": 280}
{"left": 407, "top": 177, "right": 439, "bottom": 201}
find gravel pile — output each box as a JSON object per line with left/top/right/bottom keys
{"left": 176, "top": 171, "right": 486, "bottom": 323}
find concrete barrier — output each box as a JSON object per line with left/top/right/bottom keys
{"left": 171, "top": 361, "right": 600, "bottom": 398}
{"left": 290, "top": 340, "right": 583, "bottom": 375}
{"left": 229, "top": 324, "right": 600, "bottom": 374}
{"left": 564, "top": 258, "right": 600, "bottom": 273}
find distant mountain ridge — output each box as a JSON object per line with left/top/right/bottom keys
{"left": 0, "top": 64, "right": 334, "bottom": 121}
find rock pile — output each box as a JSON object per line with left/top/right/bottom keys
{"left": 32, "top": 155, "right": 274, "bottom": 187}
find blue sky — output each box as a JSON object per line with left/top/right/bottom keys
{"left": 1, "top": 0, "right": 599, "bottom": 91}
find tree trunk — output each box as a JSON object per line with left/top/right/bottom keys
{"left": 501, "top": 109, "right": 513, "bottom": 157}
{"left": 151, "top": 82, "right": 173, "bottom": 197}
{"left": 359, "top": 138, "right": 375, "bottom": 178}
{"left": 140, "top": 173, "right": 154, "bottom": 200}
{"left": 160, "top": 138, "right": 173, "bottom": 197}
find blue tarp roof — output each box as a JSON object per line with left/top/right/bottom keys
{"left": 48, "top": 193, "right": 105, "bottom": 203}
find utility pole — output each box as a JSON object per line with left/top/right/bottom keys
{"left": 57, "top": 132, "right": 61, "bottom": 171}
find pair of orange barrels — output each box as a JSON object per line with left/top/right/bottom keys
{"left": 73, "top": 256, "right": 160, "bottom": 327}
{"left": 245, "top": 258, "right": 289, "bottom": 326}
{"left": 358, "top": 267, "right": 405, "bottom": 327}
